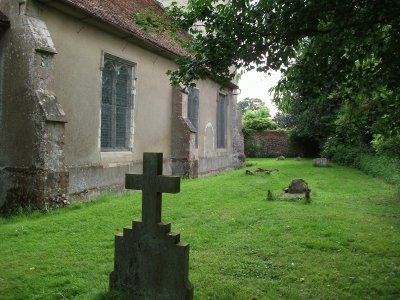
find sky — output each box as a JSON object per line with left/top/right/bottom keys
{"left": 237, "top": 69, "right": 281, "bottom": 117}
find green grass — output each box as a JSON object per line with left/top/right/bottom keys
{"left": 1, "top": 159, "right": 400, "bottom": 300}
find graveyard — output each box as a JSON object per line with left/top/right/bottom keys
{"left": 1, "top": 158, "right": 399, "bottom": 299}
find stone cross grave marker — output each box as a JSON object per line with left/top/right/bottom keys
{"left": 110, "top": 152, "right": 193, "bottom": 299}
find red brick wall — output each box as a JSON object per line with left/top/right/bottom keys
{"left": 247, "top": 130, "right": 301, "bottom": 157}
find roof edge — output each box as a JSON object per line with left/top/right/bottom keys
{"left": 58, "top": 0, "right": 181, "bottom": 59}
{"left": 35, "top": 0, "right": 181, "bottom": 59}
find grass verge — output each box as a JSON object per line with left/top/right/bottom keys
{"left": 1, "top": 159, "right": 399, "bottom": 299}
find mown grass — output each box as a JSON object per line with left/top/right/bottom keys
{"left": 1, "top": 159, "right": 399, "bottom": 300}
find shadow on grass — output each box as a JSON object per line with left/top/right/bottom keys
{"left": 94, "top": 291, "right": 131, "bottom": 300}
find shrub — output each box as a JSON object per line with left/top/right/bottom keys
{"left": 372, "top": 133, "right": 400, "bottom": 157}
{"left": 323, "top": 143, "right": 400, "bottom": 191}
{"left": 358, "top": 155, "right": 400, "bottom": 187}
{"left": 242, "top": 107, "right": 278, "bottom": 132}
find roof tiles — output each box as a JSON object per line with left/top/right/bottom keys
{"left": 61, "top": 0, "right": 185, "bottom": 56}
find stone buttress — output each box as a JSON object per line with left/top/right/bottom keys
{"left": 170, "top": 87, "right": 199, "bottom": 178}
{"left": 0, "top": 1, "right": 68, "bottom": 214}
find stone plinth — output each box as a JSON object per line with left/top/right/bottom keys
{"left": 110, "top": 153, "right": 193, "bottom": 299}
{"left": 110, "top": 221, "right": 193, "bottom": 299}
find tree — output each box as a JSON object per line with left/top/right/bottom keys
{"left": 238, "top": 98, "right": 265, "bottom": 112}
{"left": 237, "top": 98, "right": 277, "bottom": 134}
{"left": 136, "top": 0, "right": 400, "bottom": 157}
{"left": 242, "top": 106, "right": 277, "bottom": 133}
{"left": 241, "top": 105, "right": 277, "bottom": 157}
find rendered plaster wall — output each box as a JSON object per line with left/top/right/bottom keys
{"left": 12, "top": 1, "right": 243, "bottom": 195}
{"left": 170, "top": 79, "right": 243, "bottom": 177}
{"left": 194, "top": 80, "right": 244, "bottom": 175}
{"left": 37, "top": 4, "right": 242, "bottom": 182}
{"left": 36, "top": 5, "right": 175, "bottom": 166}
{"left": 32, "top": 4, "right": 176, "bottom": 192}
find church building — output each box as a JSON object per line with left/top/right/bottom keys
{"left": 0, "top": 0, "right": 244, "bottom": 213}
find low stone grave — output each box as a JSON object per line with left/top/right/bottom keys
{"left": 278, "top": 179, "right": 311, "bottom": 202}
{"left": 313, "top": 157, "right": 330, "bottom": 167}
{"left": 245, "top": 168, "right": 279, "bottom": 175}
{"left": 110, "top": 152, "right": 193, "bottom": 299}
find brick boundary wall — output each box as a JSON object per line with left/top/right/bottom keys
{"left": 247, "top": 130, "right": 302, "bottom": 157}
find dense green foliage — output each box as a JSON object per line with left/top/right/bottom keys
{"left": 242, "top": 107, "right": 277, "bottom": 132}
{"left": 136, "top": 0, "right": 400, "bottom": 161}
{"left": 1, "top": 159, "right": 399, "bottom": 299}
{"left": 238, "top": 97, "right": 265, "bottom": 112}
{"left": 322, "top": 145, "right": 400, "bottom": 191}
{"left": 238, "top": 98, "right": 277, "bottom": 156}
{"left": 239, "top": 98, "right": 277, "bottom": 135}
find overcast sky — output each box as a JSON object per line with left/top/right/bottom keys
{"left": 237, "top": 69, "right": 281, "bottom": 117}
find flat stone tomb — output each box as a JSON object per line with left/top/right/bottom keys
{"left": 110, "top": 152, "right": 193, "bottom": 299}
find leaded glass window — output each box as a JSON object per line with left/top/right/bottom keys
{"left": 216, "top": 93, "right": 227, "bottom": 148}
{"left": 101, "top": 56, "right": 134, "bottom": 150}
{"left": 188, "top": 87, "right": 199, "bottom": 148}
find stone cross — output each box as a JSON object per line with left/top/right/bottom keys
{"left": 125, "top": 152, "right": 180, "bottom": 228}
{"left": 110, "top": 152, "right": 193, "bottom": 299}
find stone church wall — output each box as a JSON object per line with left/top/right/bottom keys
{"left": 38, "top": 4, "right": 178, "bottom": 196}
{"left": 0, "top": 1, "right": 69, "bottom": 213}
{"left": 0, "top": 0, "right": 244, "bottom": 212}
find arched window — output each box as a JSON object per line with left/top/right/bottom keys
{"left": 216, "top": 93, "right": 227, "bottom": 148}
{"left": 101, "top": 60, "right": 115, "bottom": 148}
{"left": 101, "top": 56, "right": 134, "bottom": 150}
{"left": 188, "top": 87, "right": 199, "bottom": 148}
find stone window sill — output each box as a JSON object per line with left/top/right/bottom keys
{"left": 216, "top": 148, "right": 228, "bottom": 154}
{"left": 101, "top": 151, "right": 133, "bottom": 167}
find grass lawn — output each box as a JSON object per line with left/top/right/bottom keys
{"left": 1, "top": 158, "right": 399, "bottom": 300}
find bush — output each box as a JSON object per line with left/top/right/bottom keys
{"left": 358, "top": 155, "right": 400, "bottom": 187}
{"left": 323, "top": 143, "right": 400, "bottom": 191}
{"left": 242, "top": 107, "right": 278, "bottom": 132}
{"left": 322, "top": 136, "right": 370, "bottom": 165}
{"left": 372, "top": 133, "right": 400, "bottom": 157}
{"left": 329, "top": 146, "right": 373, "bottom": 167}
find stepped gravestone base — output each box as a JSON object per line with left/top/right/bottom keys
{"left": 110, "top": 221, "right": 193, "bottom": 299}
{"left": 110, "top": 153, "right": 193, "bottom": 299}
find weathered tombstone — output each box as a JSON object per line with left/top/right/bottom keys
{"left": 110, "top": 152, "right": 193, "bottom": 299}
{"left": 313, "top": 157, "right": 330, "bottom": 167}
{"left": 279, "top": 179, "right": 312, "bottom": 202}
{"left": 287, "top": 179, "right": 309, "bottom": 193}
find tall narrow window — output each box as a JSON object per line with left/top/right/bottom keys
{"left": 188, "top": 87, "right": 199, "bottom": 148}
{"left": 216, "top": 93, "right": 227, "bottom": 148}
{"left": 101, "top": 56, "right": 134, "bottom": 151}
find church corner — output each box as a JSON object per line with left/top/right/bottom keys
{"left": 0, "top": 0, "right": 245, "bottom": 214}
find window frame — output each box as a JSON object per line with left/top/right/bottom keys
{"left": 100, "top": 52, "right": 136, "bottom": 152}
{"left": 187, "top": 86, "right": 200, "bottom": 148}
{"left": 216, "top": 92, "right": 228, "bottom": 149}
